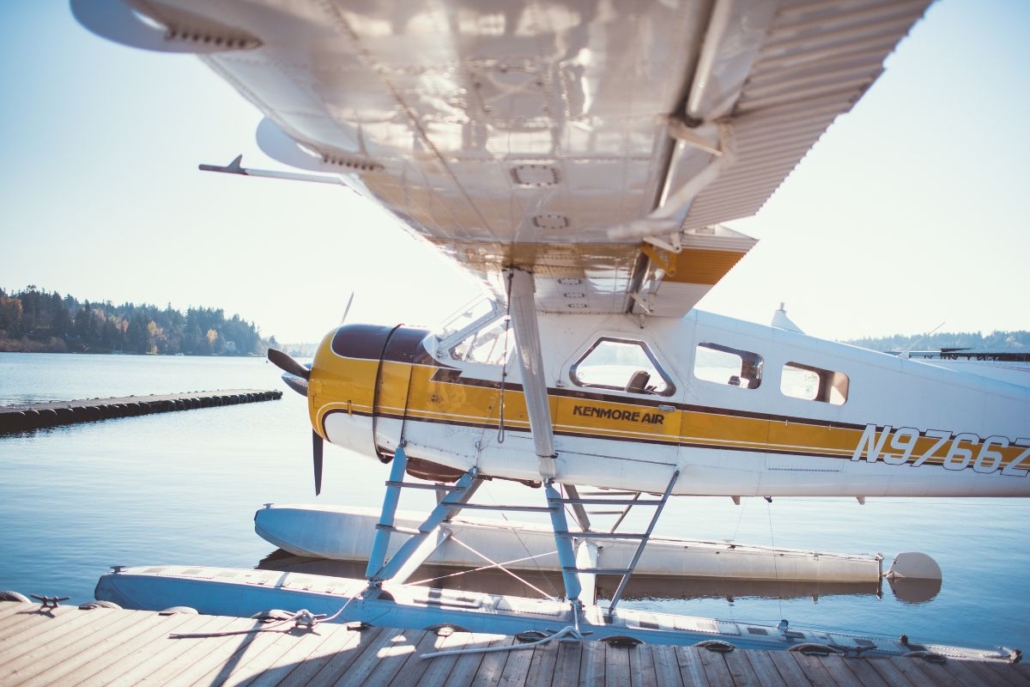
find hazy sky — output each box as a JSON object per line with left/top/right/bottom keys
{"left": 2, "top": 1, "right": 1028, "bottom": 344}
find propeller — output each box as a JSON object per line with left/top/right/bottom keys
{"left": 340, "top": 292, "right": 355, "bottom": 326}
{"left": 267, "top": 348, "right": 310, "bottom": 380}
{"left": 312, "top": 429, "right": 324, "bottom": 496}
{"left": 267, "top": 347, "right": 323, "bottom": 495}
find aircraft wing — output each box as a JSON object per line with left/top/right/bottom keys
{"left": 76, "top": 0, "right": 931, "bottom": 316}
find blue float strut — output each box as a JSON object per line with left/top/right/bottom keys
{"left": 372, "top": 467, "right": 480, "bottom": 584}
{"left": 545, "top": 480, "right": 582, "bottom": 602}
{"left": 365, "top": 446, "right": 409, "bottom": 580}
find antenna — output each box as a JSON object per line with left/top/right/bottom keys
{"left": 900, "top": 321, "right": 946, "bottom": 357}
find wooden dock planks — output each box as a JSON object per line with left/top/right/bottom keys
{"left": 0, "top": 601, "right": 1027, "bottom": 686}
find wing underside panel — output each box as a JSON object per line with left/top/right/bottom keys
{"left": 111, "top": 0, "right": 930, "bottom": 315}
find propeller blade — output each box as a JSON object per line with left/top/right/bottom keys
{"left": 280, "top": 373, "right": 308, "bottom": 397}
{"left": 267, "top": 348, "right": 310, "bottom": 380}
{"left": 340, "top": 292, "right": 355, "bottom": 326}
{"left": 312, "top": 429, "right": 324, "bottom": 496}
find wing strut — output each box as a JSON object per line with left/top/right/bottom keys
{"left": 505, "top": 269, "right": 557, "bottom": 478}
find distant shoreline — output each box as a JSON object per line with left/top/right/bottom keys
{"left": 0, "top": 338, "right": 262, "bottom": 356}
{"left": 1, "top": 287, "right": 274, "bottom": 357}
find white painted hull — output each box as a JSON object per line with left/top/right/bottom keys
{"left": 327, "top": 309, "right": 1030, "bottom": 499}
{"left": 255, "top": 504, "right": 883, "bottom": 583}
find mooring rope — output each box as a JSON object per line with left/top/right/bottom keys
{"left": 431, "top": 535, "right": 556, "bottom": 600}
{"left": 406, "top": 538, "right": 559, "bottom": 600}
{"left": 168, "top": 596, "right": 357, "bottom": 639}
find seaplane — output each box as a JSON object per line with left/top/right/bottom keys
{"left": 76, "top": 0, "right": 1029, "bottom": 660}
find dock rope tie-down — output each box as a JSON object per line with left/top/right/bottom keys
{"left": 168, "top": 597, "right": 356, "bottom": 639}
{"left": 31, "top": 595, "right": 70, "bottom": 610}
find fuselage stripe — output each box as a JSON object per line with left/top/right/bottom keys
{"left": 324, "top": 407, "right": 862, "bottom": 462}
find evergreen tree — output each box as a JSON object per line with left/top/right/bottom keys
{"left": 0, "top": 286, "right": 275, "bottom": 355}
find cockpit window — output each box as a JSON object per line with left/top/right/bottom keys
{"left": 570, "top": 338, "right": 675, "bottom": 396}
{"left": 432, "top": 297, "right": 506, "bottom": 361}
{"left": 435, "top": 297, "right": 497, "bottom": 337}
{"left": 694, "top": 342, "right": 764, "bottom": 389}
{"left": 449, "top": 316, "right": 513, "bottom": 365}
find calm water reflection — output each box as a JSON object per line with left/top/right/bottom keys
{"left": 1, "top": 352, "right": 1027, "bottom": 651}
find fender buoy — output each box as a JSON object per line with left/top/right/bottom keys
{"left": 79, "top": 600, "right": 122, "bottom": 610}
{"left": 696, "top": 640, "right": 735, "bottom": 653}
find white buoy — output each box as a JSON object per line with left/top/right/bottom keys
{"left": 885, "top": 552, "right": 942, "bottom": 580}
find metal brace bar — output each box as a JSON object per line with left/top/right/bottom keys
{"left": 567, "top": 567, "right": 633, "bottom": 575}
{"left": 384, "top": 526, "right": 453, "bottom": 585}
{"left": 371, "top": 468, "right": 481, "bottom": 584}
{"left": 365, "top": 446, "right": 410, "bottom": 580}
{"left": 554, "top": 532, "right": 648, "bottom": 541}
{"left": 563, "top": 484, "right": 592, "bottom": 532}
{"left": 545, "top": 481, "right": 582, "bottom": 602}
{"left": 385, "top": 481, "right": 467, "bottom": 492}
{"left": 607, "top": 470, "right": 681, "bottom": 611}
{"left": 453, "top": 503, "right": 553, "bottom": 513}
{"left": 374, "top": 524, "right": 421, "bottom": 535}
{"left": 580, "top": 490, "right": 645, "bottom": 496}
{"left": 644, "top": 233, "right": 684, "bottom": 254}
{"left": 609, "top": 493, "right": 641, "bottom": 534}
{"left": 550, "top": 497, "right": 664, "bottom": 507}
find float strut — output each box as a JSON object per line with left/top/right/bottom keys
{"left": 365, "top": 446, "right": 410, "bottom": 580}
{"left": 545, "top": 480, "right": 582, "bottom": 602}
{"left": 607, "top": 470, "right": 680, "bottom": 611}
{"left": 371, "top": 467, "right": 480, "bottom": 584}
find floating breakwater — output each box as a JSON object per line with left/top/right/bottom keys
{"left": 0, "top": 389, "right": 282, "bottom": 435}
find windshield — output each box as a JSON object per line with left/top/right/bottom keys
{"left": 429, "top": 296, "right": 507, "bottom": 362}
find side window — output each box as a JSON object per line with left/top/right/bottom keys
{"left": 693, "top": 342, "right": 763, "bottom": 389}
{"left": 781, "top": 362, "right": 849, "bottom": 405}
{"left": 570, "top": 338, "right": 674, "bottom": 396}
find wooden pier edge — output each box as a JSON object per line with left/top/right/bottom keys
{"left": 0, "top": 389, "right": 283, "bottom": 435}
{"left": 0, "top": 602, "right": 1026, "bottom": 686}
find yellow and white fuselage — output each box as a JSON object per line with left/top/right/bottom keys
{"left": 309, "top": 308, "right": 1030, "bottom": 498}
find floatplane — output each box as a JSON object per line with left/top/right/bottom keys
{"left": 76, "top": 0, "right": 1028, "bottom": 660}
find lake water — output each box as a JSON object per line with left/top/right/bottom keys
{"left": 1, "top": 352, "right": 1028, "bottom": 653}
